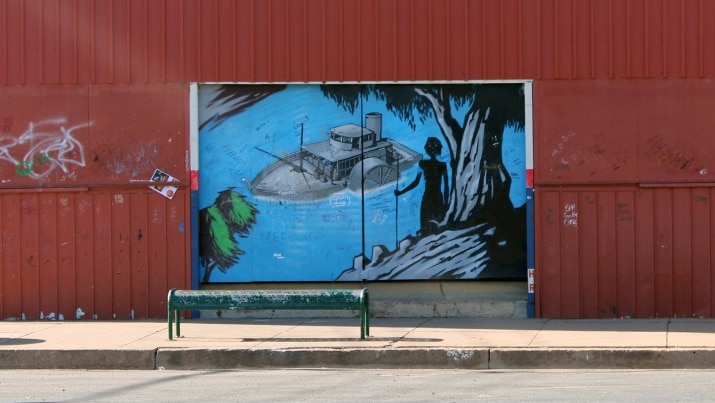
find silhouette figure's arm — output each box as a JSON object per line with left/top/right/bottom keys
{"left": 394, "top": 172, "right": 422, "bottom": 196}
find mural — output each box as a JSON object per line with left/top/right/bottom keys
{"left": 198, "top": 84, "right": 526, "bottom": 282}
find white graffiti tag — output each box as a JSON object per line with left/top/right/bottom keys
{"left": 0, "top": 118, "right": 90, "bottom": 179}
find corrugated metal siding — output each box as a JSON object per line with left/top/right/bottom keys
{"left": 0, "top": 188, "right": 189, "bottom": 320}
{"left": 0, "top": 81, "right": 190, "bottom": 320}
{"left": 536, "top": 186, "right": 715, "bottom": 319}
{"left": 2, "top": 0, "right": 715, "bottom": 84}
{"left": 3, "top": 0, "right": 715, "bottom": 320}
{"left": 534, "top": 78, "right": 715, "bottom": 185}
{"left": 534, "top": 77, "right": 715, "bottom": 318}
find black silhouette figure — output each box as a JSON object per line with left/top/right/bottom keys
{"left": 395, "top": 137, "right": 449, "bottom": 236}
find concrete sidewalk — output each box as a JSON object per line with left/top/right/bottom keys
{"left": 2, "top": 317, "right": 715, "bottom": 370}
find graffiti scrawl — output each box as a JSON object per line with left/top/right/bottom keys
{"left": 0, "top": 118, "right": 90, "bottom": 179}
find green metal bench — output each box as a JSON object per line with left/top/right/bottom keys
{"left": 167, "top": 288, "right": 370, "bottom": 340}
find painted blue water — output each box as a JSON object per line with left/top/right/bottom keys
{"left": 199, "top": 85, "right": 525, "bottom": 282}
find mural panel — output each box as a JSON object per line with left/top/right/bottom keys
{"left": 198, "top": 84, "right": 526, "bottom": 282}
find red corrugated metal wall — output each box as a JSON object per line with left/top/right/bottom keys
{"left": 0, "top": 188, "right": 189, "bottom": 320}
{"left": 0, "top": 83, "right": 190, "bottom": 320}
{"left": 3, "top": 0, "right": 715, "bottom": 84}
{"left": 536, "top": 185, "right": 715, "bottom": 318}
{"left": 534, "top": 78, "right": 715, "bottom": 318}
{"left": 2, "top": 0, "right": 715, "bottom": 319}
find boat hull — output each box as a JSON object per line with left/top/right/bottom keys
{"left": 248, "top": 139, "right": 421, "bottom": 201}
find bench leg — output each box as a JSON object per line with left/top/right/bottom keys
{"left": 360, "top": 298, "right": 370, "bottom": 339}
{"left": 175, "top": 309, "right": 182, "bottom": 338}
{"left": 168, "top": 308, "right": 182, "bottom": 340}
{"left": 168, "top": 307, "right": 174, "bottom": 340}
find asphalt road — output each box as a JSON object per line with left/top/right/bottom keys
{"left": 2, "top": 369, "right": 715, "bottom": 402}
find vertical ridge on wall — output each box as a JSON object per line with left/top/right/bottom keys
{"left": 57, "top": 193, "right": 77, "bottom": 320}
{"left": 20, "top": 194, "right": 40, "bottom": 321}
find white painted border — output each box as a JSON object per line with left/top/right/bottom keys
{"left": 189, "top": 83, "right": 200, "bottom": 185}
{"left": 524, "top": 81, "right": 534, "bottom": 172}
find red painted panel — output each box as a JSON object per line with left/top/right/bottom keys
{"left": 93, "top": 193, "right": 113, "bottom": 319}
{"left": 74, "top": 192, "right": 95, "bottom": 319}
{"left": 38, "top": 194, "right": 59, "bottom": 320}
{"left": 609, "top": 0, "right": 630, "bottom": 78}
{"left": 637, "top": 80, "right": 715, "bottom": 183}
{"left": 571, "top": 0, "right": 592, "bottom": 78}
{"left": 702, "top": 1, "right": 715, "bottom": 78}
{"left": 427, "top": 0, "right": 449, "bottom": 80}
{"left": 87, "top": 84, "right": 188, "bottom": 186}
{"left": 146, "top": 0, "right": 168, "bottom": 83}
{"left": 164, "top": 0, "right": 184, "bottom": 83}
{"left": 1, "top": 194, "right": 22, "bottom": 319}
{"left": 690, "top": 188, "right": 711, "bottom": 317}
{"left": 634, "top": 189, "right": 655, "bottom": 317}
{"left": 553, "top": 0, "right": 575, "bottom": 79}
{"left": 0, "top": 196, "right": 5, "bottom": 316}
{"left": 535, "top": 189, "right": 561, "bottom": 318}
{"left": 147, "top": 195, "right": 169, "bottom": 318}
{"left": 92, "top": 0, "right": 113, "bottom": 84}
{"left": 74, "top": 0, "right": 92, "bottom": 83}
{"left": 251, "top": 0, "right": 273, "bottom": 82}
{"left": 57, "top": 1, "right": 79, "bottom": 83}
{"left": 536, "top": 79, "right": 715, "bottom": 186}
{"left": 535, "top": 0, "right": 556, "bottom": 79}
{"left": 615, "top": 191, "right": 637, "bottom": 318}
{"left": 180, "top": 0, "right": 200, "bottom": 82}
{"left": 108, "top": 0, "right": 129, "bottom": 84}
{"left": 447, "top": 0, "right": 468, "bottom": 80}
{"left": 22, "top": 0, "right": 42, "bottom": 84}
{"left": 578, "top": 192, "right": 599, "bottom": 318}
{"left": 287, "top": 0, "right": 307, "bottom": 82}
{"left": 111, "top": 192, "right": 131, "bottom": 319}
{"left": 3, "top": 0, "right": 715, "bottom": 84}
{"left": 653, "top": 188, "right": 674, "bottom": 317}
{"left": 129, "top": 193, "right": 149, "bottom": 318}
{"left": 373, "top": 0, "right": 394, "bottom": 81}
{"left": 0, "top": 187, "right": 189, "bottom": 320}
{"left": 519, "top": 0, "right": 540, "bottom": 78}
{"left": 483, "top": 0, "right": 505, "bottom": 78}
{"left": 534, "top": 80, "right": 639, "bottom": 185}
{"left": 20, "top": 195, "right": 40, "bottom": 319}
{"left": 596, "top": 192, "right": 617, "bottom": 317}
{"left": 411, "top": 0, "right": 433, "bottom": 80}
{"left": 663, "top": 0, "right": 684, "bottom": 77}
{"left": 672, "top": 189, "right": 692, "bottom": 316}
{"left": 535, "top": 185, "right": 715, "bottom": 319}
{"left": 559, "top": 192, "right": 580, "bottom": 318}
{"left": 644, "top": 0, "right": 666, "bottom": 77}
{"left": 56, "top": 192, "right": 77, "bottom": 320}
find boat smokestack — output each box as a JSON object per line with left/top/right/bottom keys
{"left": 365, "top": 112, "right": 382, "bottom": 141}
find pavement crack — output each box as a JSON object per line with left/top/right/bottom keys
{"left": 389, "top": 318, "right": 432, "bottom": 347}
{"left": 527, "top": 318, "right": 550, "bottom": 347}
{"left": 665, "top": 318, "right": 672, "bottom": 348}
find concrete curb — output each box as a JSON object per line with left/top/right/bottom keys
{"left": 155, "top": 348, "right": 490, "bottom": 370}
{"left": 0, "top": 350, "right": 157, "bottom": 370}
{"left": 3, "top": 348, "right": 715, "bottom": 370}
{"left": 489, "top": 348, "right": 715, "bottom": 369}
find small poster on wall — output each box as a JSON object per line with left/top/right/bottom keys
{"left": 149, "top": 168, "right": 178, "bottom": 199}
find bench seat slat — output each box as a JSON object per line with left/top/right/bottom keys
{"left": 167, "top": 288, "right": 369, "bottom": 340}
